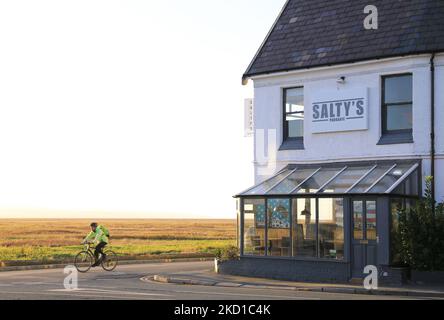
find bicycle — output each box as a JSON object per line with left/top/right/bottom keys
{"left": 74, "top": 242, "right": 118, "bottom": 273}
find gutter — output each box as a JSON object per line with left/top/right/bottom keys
{"left": 243, "top": 50, "right": 444, "bottom": 83}
{"left": 430, "top": 53, "right": 436, "bottom": 211}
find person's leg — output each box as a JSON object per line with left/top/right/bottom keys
{"left": 100, "top": 242, "right": 107, "bottom": 261}
{"left": 94, "top": 242, "right": 107, "bottom": 265}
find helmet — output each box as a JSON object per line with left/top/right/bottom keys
{"left": 90, "top": 222, "right": 98, "bottom": 228}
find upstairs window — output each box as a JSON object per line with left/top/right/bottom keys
{"left": 380, "top": 74, "right": 413, "bottom": 144}
{"left": 282, "top": 87, "right": 304, "bottom": 150}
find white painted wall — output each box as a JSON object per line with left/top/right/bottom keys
{"left": 435, "top": 54, "right": 444, "bottom": 202}
{"left": 251, "top": 54, "right": 444, "bottom": 201}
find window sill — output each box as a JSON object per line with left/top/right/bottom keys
{"left": 377, "top": 132, "right": 413, "bottom": 145}
{"left": 279, "top": 138, "right": 304, "bottom": 151}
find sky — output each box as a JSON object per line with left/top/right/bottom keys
{"left": 0, "top": 0, "right": 287, "bottom": 219}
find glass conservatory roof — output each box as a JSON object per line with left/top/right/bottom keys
{"left": 236, "top": 161, "right": 420, "bottom": 197}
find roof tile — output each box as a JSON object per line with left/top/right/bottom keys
{"left": 244, "top": 0, "right": 444, "bottom": 79}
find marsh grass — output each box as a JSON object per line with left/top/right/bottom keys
{"left": 0, "top": 219, "right": 236, "bottom": 264}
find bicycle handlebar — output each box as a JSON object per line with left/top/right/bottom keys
{"left": 81, "top": 242, "right": 96, "bottom": 249}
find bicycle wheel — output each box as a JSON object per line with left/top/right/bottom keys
{"left": 75, "top": 251, "right": 94, "bottom": 273}
{"left": 101, "top": 250, "right": 118, "bottom": 272}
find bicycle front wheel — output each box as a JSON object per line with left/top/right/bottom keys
{"left": 75, "top": 251, "right": 94, "bottom": 273}
{"left": 101, "top": 250, "right": 118, "bottom": 272}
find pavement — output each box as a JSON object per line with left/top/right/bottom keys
{"left": 0, "top": 257, "right": 212, "bottom": 272}
{"left": 0, "top": 261, "right": 442, "bottom": 300}
{"left": 149, "top": 266, "right": 444, "bottom": 299}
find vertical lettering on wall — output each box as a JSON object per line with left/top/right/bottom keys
{"left": 256, "top": 129, "right": 277, "bottom": 177}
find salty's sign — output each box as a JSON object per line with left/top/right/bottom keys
{"left": 311, "top": 88, "right": 368, "bottom": 134}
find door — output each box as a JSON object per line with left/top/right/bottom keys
{"left": 352, "top": 200, "right": 378, "bottom": 278}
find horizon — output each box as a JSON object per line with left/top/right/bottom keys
{"left": 0, "top": 217, "right": 235, "bottom": 220}
{"left": 0, "top": 208, "right": 237, "bottom": 220}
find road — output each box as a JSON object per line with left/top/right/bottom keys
{"left": 0, "top": 261, "right": 432, "bottom": 300}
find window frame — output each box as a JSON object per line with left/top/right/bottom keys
{"left": 381, "top": 73, "right": 413, "bottom": 136}
{"left": 282, "top": 87, "right": 305, "bottom": 150}
{"left": 241, "top": 198, "right": 267, "bottom": 257}
{"left": 292, "top": 197, "right": 318, "bottom": 259}
{"left": 241, "top": 196, "right": 346, "bottom": 262}
{"left": 318, "top": 198, "right": 345, "bottom": 260}
{"left": 267, "top": 198, "right": 291, "bottom": 257}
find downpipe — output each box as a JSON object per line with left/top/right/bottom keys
{"left": 430, "top": 53, "right": 436, "bottom": 213}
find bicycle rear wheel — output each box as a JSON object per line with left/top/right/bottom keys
{"left": 75, "top": 251, "right": 94, "bottom": 273}
{"left": 101, "top": 250, "right": 118, "bottom": 272}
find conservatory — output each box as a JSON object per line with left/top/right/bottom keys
{"left": 232, "top": 160, "right": 421, "bottom": 282}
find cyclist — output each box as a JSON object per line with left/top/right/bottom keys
{"left": 82, "top": 222, "right": 110, "bottom": 267}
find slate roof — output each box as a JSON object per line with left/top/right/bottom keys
{"left": 243, "top": 0, "right": 444, "bottom": 80}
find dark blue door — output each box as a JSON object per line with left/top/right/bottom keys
{"left": 352, "top": 200, "right": 378, "bottom": 278}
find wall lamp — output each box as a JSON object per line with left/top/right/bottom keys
{"left": 336, "top": 76, "right": 346, "bottom": 84}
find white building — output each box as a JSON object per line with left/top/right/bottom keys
{"left": 250, "top": 55, "right": 443, "bottom": 199}
{"left": 228, "top": 0, "right": 444, "bottom": 283}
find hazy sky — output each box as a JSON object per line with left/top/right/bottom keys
{"left": 0, "top": 0, "right": 286, "bottom": 219}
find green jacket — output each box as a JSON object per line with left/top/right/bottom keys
{"left": 84, "top": 225, "right": 109, "bottom": 244}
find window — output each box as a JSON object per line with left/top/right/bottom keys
{"left": 380, "top": 74, "right": 413, "bottom": 144}
{"left": 318, "top": 198, "right": 344, "bottom": 260}
{"left": 321, "top": 166, "right": 373, "bottom": 193}
{"left": 393, "top": 169, "right": 419, "bottom": 196}
{"left": 244, "top": 169, "right": 294, "bottom": 195}
{"left": 366, "top": 200, "right": 377, "bottom": 241}
{"left": 242, "top": 197, "right": 344, "bottom": 259}
{"left": 236, "top": 199, "right": 241, "bottom": 250}
{"left": 268, "top": 169, "right": 316, "bottom": 194}
{"left": 267, "top": 199, "right": 291, "bottom": 256}
{"left": 368, "top": 164, "right": 414, "bottom": 193}
{"left": 349, "top": 165, "right": 393, "bottom": 193}
{"left": 243, "top": 199, "right": 266, "bottom": 256}
{"left": 292, "top": 198, "right": 316, "bottom": 257}
{"left": 282, "top": 87, "right": 304, "bottom": 150}
{"left": 353, "top": 201, "right": 364, "bottom": 240}
{"left": 295, "top": 167, "right": 343, "bottom": 194}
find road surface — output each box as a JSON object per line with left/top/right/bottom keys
{"left": 0, "top": 261, "right": 433, "bottom": 300}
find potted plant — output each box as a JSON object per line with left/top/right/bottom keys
{"left": 398, "top": 177, "right": 444, "bottom": 284}
{"left": 214, "top": 246, "right": 240, "bottom": 273}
